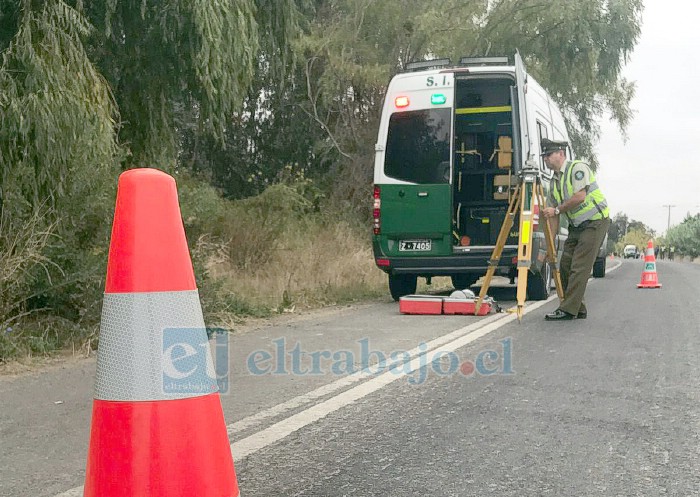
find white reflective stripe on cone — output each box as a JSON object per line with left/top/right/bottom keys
{"left": 95, "top": 290, "right": 218, "bottom": 401}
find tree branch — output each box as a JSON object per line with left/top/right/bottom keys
{"left": 301, "top": 56, "right": 352, "bottom": 160}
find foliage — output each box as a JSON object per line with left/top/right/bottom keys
{"left": 608, "top": 212, "right": 652, "bottom": 249}
{"left": 666, "top": 214, "right": 700, "bottom": 258}
{"left": 179, "top": 0, "right": 644, "bottom": 214}
{"left": 0, "top": 0, "right": 306, "bottom": 361}
{"left": 472, "top": 0, "right": 642, "bottom": 167}
{"left": 178, "top": 62, "right": 325, "bottom": 200}
{"left": 610, "top": 211, "right": 654, "bottom": 254}
{"left": 0, "top": 210, "right": 57, "bottom": 329}
{"left": 615, "top": 228, "right": 652, "bottom": 255}
{"left": 76, "top": 0, "right": 304, "bottom": 166}
{"left": 0, "top": 0, "right": 118, "bottom": 215}
{"left": 0, "top": 0, "right": 648, "bottom": 361}
{"left": 176, "top": 176, "right": 383, "bottom": 329}
{"left": 291, "top": 0, "right": 641, "bottom": 183}
{"left": 0, "top": 1, "right": 119, "bottom": 341}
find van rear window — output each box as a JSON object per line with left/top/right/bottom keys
{"left": 385, "top": 108, "right": 451, "bottom": 184}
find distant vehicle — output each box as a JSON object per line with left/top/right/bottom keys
{"left": 623, "top": 244, "right": 639, "bottom": 259}
{"left": 372, "top": 53, "right": 569, "bottom": 301}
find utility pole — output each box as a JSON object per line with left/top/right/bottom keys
{"left": 663, "top": 204, "right": 676, "bottom": 234}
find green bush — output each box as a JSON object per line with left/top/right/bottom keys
{"left": 667, "top": 214, "right": 700, "bottom": 258}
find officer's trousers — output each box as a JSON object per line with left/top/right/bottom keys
{"left": 559, "top": 217, "right": 611, "bottom": 315}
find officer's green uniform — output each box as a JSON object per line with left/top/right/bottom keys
{"left": 550, "top": 158, "right": 610, "bottom": 316}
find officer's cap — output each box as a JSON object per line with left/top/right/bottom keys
{"left": 540, "top": 138, "right": 568, "bottom": 156}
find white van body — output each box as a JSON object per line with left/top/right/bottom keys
{"left": 623, "top": 244, "right": 639, "bottom": 259}
{"left": 372, "top": 54, "right": 607, "bottom": 300}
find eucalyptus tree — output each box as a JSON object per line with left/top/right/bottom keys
{"left": 463, "top": 0, "right": 643, "bottom": 168}
{"left": 0, "top": 0, "right": 304, "bottom": 329}
{"left": 296, "top": 0, "right": 642, "bottom": 190}
{"left": 79, "top": 0, "right": 304, "bottom": 167}
{"left": 0, "top": 0, "right": 304, "bottom": 215}
{"left": 0, "top": 0, "right": 117, "bottom": 218}
{"left": 178, "top": 59, "right": 324, "bottom": 200}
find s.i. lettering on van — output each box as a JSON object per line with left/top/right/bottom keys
{"left": 372, "top": 54, "right": 606, "bottom": 301}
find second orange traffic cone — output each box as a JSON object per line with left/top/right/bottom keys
{"left": 84, "top": 169, "right": 240, "bottom": 496}
{"left": 637, "top": 239, "right": 662, "bottom": 289}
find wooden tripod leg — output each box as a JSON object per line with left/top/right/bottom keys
{"left": 536, "top": 182, "right": 564, "bottom": 300}
{"left": 475, "top": 185, "right": 521, "bottom": 314}
{"left": 514, "top": 180, "right": 535, "bottom": 322}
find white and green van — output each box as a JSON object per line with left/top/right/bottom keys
{"left": 372, "top": 54, "right": 577, "bottom": 300}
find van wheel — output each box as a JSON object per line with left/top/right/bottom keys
{"left": 527, "top": 263, "right": 552, "bottom": 301}
{"left": 451, "top": 274, "right": 478, "bottom": 290}
{"left": 388, "top": 274, "right": 417, "bottom": 301}
{"left": 592, "top": 257, "right": 606, "bottom": 278}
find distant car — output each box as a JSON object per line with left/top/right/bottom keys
{"left": 623, "top": 244, "right": 639, "bottom": 259}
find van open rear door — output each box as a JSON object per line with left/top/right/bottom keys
{"left": 511, "top": 52, "right": 531, "bottom": 173}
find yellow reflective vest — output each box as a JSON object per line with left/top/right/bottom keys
{"left": 552, "top": 160, "right": 609, "bottom": 227}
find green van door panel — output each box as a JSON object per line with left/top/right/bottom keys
{"left": 378, "top": 183, "right": 452, "bottom": 256}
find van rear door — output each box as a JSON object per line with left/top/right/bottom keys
{"left": 375, "top": 73, "right": 454, "bottom": 257}
{"left": 512, "top": 52, "right": 531, "bottom": 172}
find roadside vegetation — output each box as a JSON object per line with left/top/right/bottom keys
{"left": 0, "top": 174, "right": 388, "bottom": 361}
{"left": 1, "top": 0, "right": 649, "bottom": 362}
{"left": 607, "top": 212, "right": 700, "bottom": 260}
{"left": 607, "top": 213, "right": 655, "bottom": 255}
{"left": 666, "top": 214, "right": 700, "bottom": 259}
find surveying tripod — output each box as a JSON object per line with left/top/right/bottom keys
{"left": 474, "top": 166, "right": 564, "bottom": 322}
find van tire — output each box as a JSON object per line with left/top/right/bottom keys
{"left": 388, "top": 274, "right": 417, "bottom": 301}
{"left": 451, "top": 274, "right": 478, "bottom": 290}
{"left": 592, "top": 257, "right": 606, "bottom": 278}
{"left": 527, "top": 263, "right": 551, "bottom": 301}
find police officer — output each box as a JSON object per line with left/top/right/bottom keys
{"left": 540, "top": 138, "right": 611, "bottom": 320}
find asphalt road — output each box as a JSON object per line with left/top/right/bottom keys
{"left": 2, "top": 258, "right": 699, "bottom": 496}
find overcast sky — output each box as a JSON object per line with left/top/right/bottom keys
{"left": 596, "top": 0, "right": 700, "bottom": 235}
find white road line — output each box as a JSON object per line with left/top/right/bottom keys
{"left": 55, "top": 309, "right": 517, "bottom": 497}
{"left": 228, "top": 261, "right": 624, "bottom": 462}
{"left": 605, "top": 258, "right": 622, "bottom": 274}
{"left": 229, "top": 297, "right": 558, "bottom": 462}
{"left": 229, "top": 310, "right": 507, "bottom": 436}
{"left": 55, "top": 309, "right": 521, "bottom": 497}
{"left": 57, "top": 264, "right": 624, "bottom": 497}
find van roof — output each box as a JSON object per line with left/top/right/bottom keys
{"left": 402, "top": 56, "right": 514, "bottom": 73}
{"left": 389, "top": 65, "right": 516, "bottom": 89}
{"left": 396, "top": 65, "right": 515, "bottom": 79}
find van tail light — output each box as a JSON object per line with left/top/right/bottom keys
{"left": 373, "top": 185, "right": 381, "bottom": 235}
{"left": 395, "top": 96, "right": 410, "bottom": 108}
{"left": 376, "top": 258, "right": 390, "bottom": 267}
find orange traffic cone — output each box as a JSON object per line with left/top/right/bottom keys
{"left": 84, "top": 169, "right": 240, "bottom": 496}
{"left": 637, "top": 239, "right": 662, "bottom": 289}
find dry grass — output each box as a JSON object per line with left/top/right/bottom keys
{"left": 0, "top": 210, "right": 59, "bottom": 328}
{"left": 196, "top": 218, "right": 387, "bottom": 327}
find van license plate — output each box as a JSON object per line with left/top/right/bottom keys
{"left": 399, "top": 240, "right": 431, "bottom": 251}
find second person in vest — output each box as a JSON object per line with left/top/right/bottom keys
{"left": 540, "top": 138, "right": 611, "bottom": 321}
